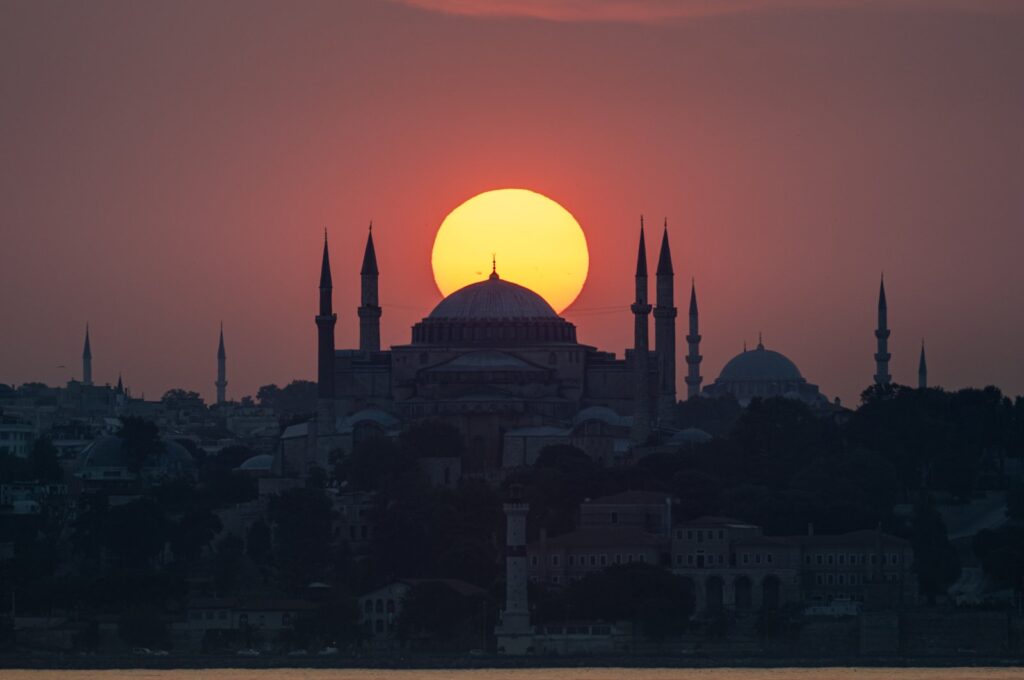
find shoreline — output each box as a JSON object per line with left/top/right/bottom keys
{"left": 2, "top": 654, "right": 1023, "bottom": 671}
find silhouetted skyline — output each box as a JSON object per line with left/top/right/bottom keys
{"left": 2, "top": 1, "right": 1024, "bottom": 405}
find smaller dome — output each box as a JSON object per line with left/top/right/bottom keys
{"left": 428, "top": 274, "right": 558, "bottom": 320}
{"left": 717, "top": 342, "right": 803, "bottom": 382}
{"left": 238, "top": 454, "right": 274, "bottom": 472}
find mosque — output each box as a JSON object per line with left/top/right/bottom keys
{"left": 310, "top": 222, "right": 921, "bottom": 473}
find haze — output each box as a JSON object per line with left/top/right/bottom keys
{"left": 1, "top": 0, "right": 1023, "bottom": 405}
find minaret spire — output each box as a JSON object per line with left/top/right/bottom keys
{"left": 631, "top": 217, "right": 652, "bottom": 442}
{"left": 316, "top": 231, "right": 337, "bottom": 433}
{"left": 358, "top": 223, "right": 381, "bottom": 353}
{"left": 82, "top": 323, "right": 93, "bottom": 385}
{"left": 685, "top": 279, "right": 703, "bottom": 399}
{"left": 874, "top": 275, "right": 891, "bottom": 386}
{"left": 918, "top": 340, "right": 928, "bottom": 389}
{"left": 654, "top": 219, "right": 677, "bottom": 422}
{"left": 216, "top": 323, "right": 227, "bottom": 405}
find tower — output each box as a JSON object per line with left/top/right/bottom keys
{"left": 918, "top": 340, "right": 927, "bottom": 389}
{"left": 631, "top": 218, "right": 652, "bottom": 442}
{"left": 358, "top": 225, "right": 381, "bottom": 353}
{"left": 654, "top": 220, "right": 677, "bottom": 422}
{"left": 82, "top": 323, "right": 92, "bottom": 386}
{"left": 874, "top": 276, "right": 891, "bottom": 386}
{"left": 216, "top": 323, "right": 227, "bottom": 405}
{"left": 685, "top": 280, "right": 703, "bottom": 399}
{"left": 316, "top": 232, "right": 337, "bottom": 433}
{"left": 495, "top": 489, "right": 532, "bottom": 654}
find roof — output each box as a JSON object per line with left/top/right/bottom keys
{"left": 573, "top": 406, "right": 631, "bottom": 428}
{"left": 360, "top": 578, "right": 486, "bottom": 599}
{"left": 680, "top": 515, "right": 759, "bottom": 529}
{"left": 505, "top": 426, "right": 570, "bottom": 437}
{"left": 428, "top": 351, "right": 541, "bottom": 372}
{"left": 428, "top": 273, "right": 558, "bottom": 320}
{"left": 795, "top": 530, "right": 911, "bottom": 548}
{"left": 717, "top": 342, "right": 804, "bottom": 383}
{"left": 281, "top": 422, "right": 310, "bottom": 439}
{"left": 237, "top": 454, "right": 273, "bottom": 472}
{"left": 585, "top": 490, "right": 673, "bottom": 506}
{"left": 533, "top": 527, "right": 665, "bottom": 549}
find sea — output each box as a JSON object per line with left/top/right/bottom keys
{"left": 1, "top": 669, "right": 1021, "bottom": 680}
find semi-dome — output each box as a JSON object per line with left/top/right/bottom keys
{"left": 717, "top": 342, "right": 803, "bottom": 382}
{"left": 428, "top": 273, "right": 558, "bottom": 320}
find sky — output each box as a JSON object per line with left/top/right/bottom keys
{"left": 1, "top": 0, "right": 1023, "bottom": 406}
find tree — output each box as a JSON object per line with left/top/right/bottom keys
{"left": 396, "top": 581, "right": 487, "bottom": 649}
{"left": 246, "top": 519, "right": 272, "bottom": 565}
{"left": 268, "top": 487, "right": 335, "bottom": 588}
{"left": 400, "top": 420, "right": 466, "bottom": 460}
{"left": 555, "top": 563, "right": 695, "bottom": 641}
{"left": 169, "top": 508, "right": 222, "bottom": 564}
{"left": 118, "top": 605, "right": 167, "bottom": 648}
{"left": 28, "top": 436, "right": 62, "bottom": 481}
{"left": 910, "top": 495, "right": 960, "bottom": 604}
{"left": 102, "top": 497, "right": 169, "bottom": 569}
{"left": 117, "top": 417, "right": 162, "bottom": 472}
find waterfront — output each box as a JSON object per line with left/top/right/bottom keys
{"left": 2, "top": 668, "right": 1024, "bottom": 680}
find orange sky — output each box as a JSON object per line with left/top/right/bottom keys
{"left": 1, "top": 1, "right": 1023, "bottom": 406}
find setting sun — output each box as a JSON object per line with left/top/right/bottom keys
{"left": 431, "top": 189, "right": 589, "bottom": 314}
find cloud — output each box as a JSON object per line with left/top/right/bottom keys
{"left": 388, "top": 0, "right": 1019, "bottom": 23}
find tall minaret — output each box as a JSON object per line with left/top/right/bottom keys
{"left": 685, "top": 280, "right": 703, "bottom": 399}
{"left": 358, "top": 224, "right": 381, "bottom": 353}
{"left": 918, "top": 340, "right": 928, "bottom": 389}
{"left": 216, "top": 323, "right": 227, "bottom": 405}
{"left": 874, "top": 276, "right": 891, "bottom": 386}
{"left": 654, "top": 220, "right": 677, "bottom": 423}
{"left": 631, "top": 218, "right": 652, "bottom": 442}
{"left": 494, "top": 488, "right": 532, "bottom": 654}
{"left": 316, "top": 232, "right": 337, "bottom": 433}
{"left": 82, "top": 323, "right": 93, "bottom": 385}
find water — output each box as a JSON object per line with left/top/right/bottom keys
{"left": 1, "top": 669, "right": 1021, "bottom": 680}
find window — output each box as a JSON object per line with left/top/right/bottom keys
{"left": 742, "top": 553, "right": 749, "bottom": 565}
{"left": 816, "top": 555, "right": 823, "bottom": 565}
{"left": 755, "top": 553, "right": 762, "bottom": 564}
{"left": 767, "top": 553, "right": 773, "bottom": 564}
{"left": 611, "top": 512, "right": 619, "bottom": 525}
{"left": 815, "top": 574, "right": 823, "bottom": 585}
{"left": 589, "top": 555, "right": 597, "bottom": 567}
{"left": 530, "top": 556, "right": 539, "bottom": 567}
{"left": 687, "top": 530, "right": 693, "bottom": 540}
{"left": 675, "top": 555, "right": 682, "bottom": 566}
{"left": 837, "top": 574, "right": 845, "bottom": 585}
{"left": 600, "top": 554, "right": 608, "bottom": 566}
{"left": 687, "top": 555, "right": 694, "bottom": 566}
{"left": 838, "top": 554, "right": 845, "bottom": 565}
{"left": 638, "top": 554, "right": 646, "bottom": 563}
{"left": 676, "top": 530, "right": 683, "bottom": 540}
{"left": 697, "top": 530, "right": 704, "bottom": 543}
{"left": 364, "top": 600, "right": 373, "bottom": 613}
{"left": 827, "top": 554, "right": 834, "bottom": 565}
{"left": 552, "top": 576, "right": 560, "bottom": 584}
{"left": 551, "top": 555, "right": 560, "bottom": 567}
{"left": 568, "top": 555, "right": 575, "bottom": 566}
{"left": 718, "top": 530, "right": 724, "bottom": 540}
{"left": 805, "top": 555, "right": 812, "bottom": 565}
{"left": 387, "top": 600, "right": 395, "bottom": 613}
{"left": 826, "top": 574, "right": 834, "bottom": 585}
{"left": 376, "top": 599, "right": 383, "bottom": 613}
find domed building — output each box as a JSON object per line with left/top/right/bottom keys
{"left": 76, "top": 434, "right": 196, "bottom": 485}
{"left": 703, "top": 338, "right": 828, "bottom": 407}
{"left": 312, "top": 229, "right": 672, "bottom": 473}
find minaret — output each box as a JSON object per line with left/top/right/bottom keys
{"left": 495, "top": 487, "right": 532, "bottom": 654}
{"left": 918, "top": 340, "right": 928, "bottom": 389}
{"left": 216, "top": 323, "right": 227, "bottom": 405}
{"left": 316, "top": 232, "right": 337, "bottom": 433}
{"left": 874, "top": 276, "right": 891, "bottom": 386}
{"left": 654, "top": 220, "right": 677, "bottom": 423}
{"left": 82, "top": 323, "right": 93, "bottom": 385}
{"left": 685, "top": 280, "right": 703, "bottom": 399}
{"left": 631, "top": 218, "right": 652, "bottom": 442}
{"left": 358, "top": 224, "right": 381, "bottom": 353}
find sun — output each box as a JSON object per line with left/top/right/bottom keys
{"left": 431, "top": 189, "right": 589, "bottom": 314}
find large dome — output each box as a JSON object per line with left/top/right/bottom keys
{"left": 717, "top": 342, "right": 804, "bottom": 382}
{"left": 428, "top": 273, "right": 558, "bottom": 320}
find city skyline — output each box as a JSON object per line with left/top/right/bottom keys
{"left": 3, "top": 1, "right": 1024, "bottom": 405}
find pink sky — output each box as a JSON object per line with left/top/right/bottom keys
{"left": 1, "top": 0, "right": 1023, "bottom": 406}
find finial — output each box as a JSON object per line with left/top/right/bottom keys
{"left": 743, "top": 340, "right": 747, "bottom": 352}
{"left": 758, "top": 331, "right": 763, "bottom": 349}
{"left": 489, "top": 254, "right": 499, "bottom": 280}
{"left": 640, "top": 214, "right": 644, "bottom": 230}
{"left": 369, "top": 220, "right": 373, "bottom": 233}
{"left": 324, "top": 227, "right": 327, "bottom": 242}
{"left": 663, "top": 217, "right": 668, "bottom": 230}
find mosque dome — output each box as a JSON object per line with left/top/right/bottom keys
{"left": 78, "top": 435, "right": 196, "bottom": 479}
{"left": 717, "top": 341, "right": 804, "bottom": 383}
{"left": 428, "top": 273, "right": 558, "bottom": 320}
{"left": 412, "top": 272, "right": 576, "bottom": 345}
